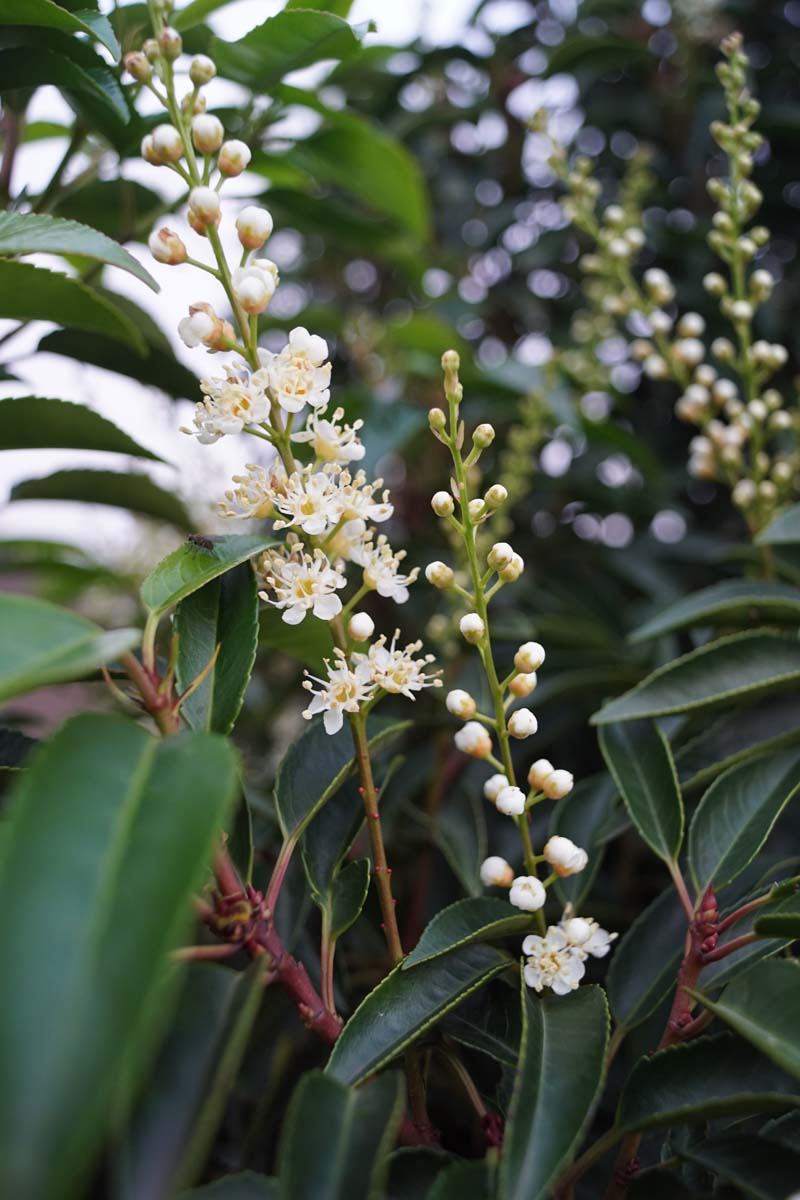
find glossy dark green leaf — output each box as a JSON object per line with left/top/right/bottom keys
{"left": 212, "top": 11, "right": 368, "bottom": 88}
{"left": 39, "top": 327, "right": 200, "bottom": 401}
{"left": 606, "top": 886, "right": 686, "bottom": 1029}
{"left": 695, "top": 960, "right": 800, "bottom": 1080}
{"left": 592, "top": 632, "right": 800, "bottom": 725}
{"left": 757, "top": 503, "right": 800, "bottom": 545}
{"left": 428, "top": 1161, "right": 489, "bottom": 1199}
{"left": 0, "top": 0, "right": 120, "bottom": 55}
{"left": 302, "top": 780, "right": 363, "bottom": 899}
{"left": 0, "top": 211, "right": 155, "bottom": 289}
{"left": 403, "top": 898, "right": 532, "bottom": 969}
{"left": 500, "top": 982, "right": 609, "bottom": 1200}
{"left": 550, "top": 773, "right": 618, "bottom": 908}
{"left": 441, "top": 979, "right": 521, "bottom": 1069}
{"left": 0, "top": 261, "right": 143, "bottom": 349}
{"left": 142, "top": 535, "right": 273, "bottom": 617}
{"left": 679, "top": 1134, "right": 800, "bottom": 1198}
{"left": 0, "top": 397, "right": 163, "bottom": 460}
{"left": 0, "top": 714, "right": 238, "bottom": 1200}
{"left": 0, "top": 45, "right": 127, "bottom": 121}
{"left": 702, "top": 885, "right": 800, "bottom": 990}
{"left": 259, "top": 605, "right": 334, "bottom": 670}
{"left": 385, "top": 1148, "right": 455, "bottom": 1199}
{"left": 175, "top": 561, "right": 259, "bottom": 735}
{"left": 329, "top": 858, "right": 370, "bottom": 940}
{"left": 179, "top": 1175, "right": 277, "bottom": 1199}
{"left": 51, "top": 179, "right": 163, "bottom": 241}
{"left": 0, "top": 591, "right": 138, "bottom": 703}
{"left": 275, "top": 716, "right": 409, "bottom": 842}
{"left": 676, "top": 695, "right": 800, "bottom": 792}
{"left": 433, "top": 790, "right": 486, "bottom": 897}
{"left": 754, "top": 911, "right": 800, "bottom": 938}
{"left": 120, "top": 962, "right": 264, "bottom": 1200}
{"left": 599, "top": 719, "right": 683, "bottom": 862}
{"left": 616, "top": 1033, "right": 800, "bottom": 1133}
{"left": 688, "top": 748, "right": 800, "bottom": 892}
{"left": 629, "top": 581, "right": 800, "bottom": 643}
{"left": 11, "top": 469, "right": 192, "bottom": 529}
{"left": 326, "top": 944, "right": 509, "bottom": 1085}
{"left": 278, "top": 1071, "right": 403, "bottom": 1200}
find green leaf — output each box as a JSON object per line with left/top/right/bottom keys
{"left": 0, "top": 0, "right": 120, "bottom": 55}
{"left": 38, "top": 327, "right": 200, "bottom": 402}
{"left": 0, "top": 714, "right": 238, "bottom": 1200}
{"left": 754, "top": 911, "right": 800, "bottom": 938}
{"left": 0, "top": 397, "right": 163, "bottom": 460}
{"left": 0, "top": 727, "right": 36, "bottom": 770}
{"left": 302, "top": 780, "right": 363, "bottom": 900}
{"left": 678, "top": 1134, "right": 800, "bottom": 1200}
{"left": 0, "top": 211, "right": 156, "bottom": 290}
{"left": 428, "top": 1161, "right": 489, "bottom": 1199}
{"left": 0, "top": 45, "right": 127, "bottom": 123}
{"left": 694, "top": 960, "right": 800, "bottom": 1081}
{"left": 275, "top": 715, "right": 409, "bottom": 843}
{"left": 606, "top": 886, "right": 686, "bottom": 1029}
{"left": 120, "top": 962, "right": 264, "bottom": 1199}
{"left": 599, "top": 719, "right": 683, "bottom": 863}
{"left": 175, "top": 561, "right": 260, "bottom": 736}
{"left": 212, "top": 11, "right": 368, "bottom": 89}
{"left": 328, "top": 858, "right": 370, "bottom": 940}
{"left": 0, "top": 260, "right": 144, "bottom": 350}
{"left": 616, "top": 1033, "right": 800, "bottom": 1133}
{"left": 592, "top": 632, "right": 800, "bottom": 725}
{"left": 259, "top": 604, "right": 334, "bottom": 670}
{"left": 173, "top": 0, "right": 236, "bottom": 31}
{"left": 757, "top": 502, "right": 800, "bottom": 545}
{"left": 180, "top": 1174, "right": 277, "bottom": 1199}
{"left": 11, "top": 468, "right": 193, "bottom": 529}
{"left": 688, "top": 748, "right": 800, "bottom": 892}
{"left": 629, "top": 580, "right": 800, "bottom": 643}
{"left": 403, "top": 898, "right": 532, "bottom": 969}
{"left": 442, "top": 980, "right": 522, "bottom": 1070}
{"left": 284, "top": 0, "right": 354, "bottom": 13}
{"left": 52, "top": 179, "right": 163, "bottom": 241}
{"left": 433, "top": 789, "right": 486, "bottom": 897}
{"left": 386, "top": 1148, "right": 455, "bottom": 1200}
{"left": 0, "top": 592, "right": 138, "bottom": 703}
{"left": 141, "top": 534, "right": 273, "bottom": 617}
{"left": 550, "top": 773, "right": 618, "bottom": 908}
{"left": 500, "top": 983, "right": 609, "bottom": 1200}
{"left": 278, "top": 1071, "right": 403, "bottom": 1200}
{"left": 326, "top": 944, "right": 509, "bottom": 1085}
{"left": 676, "top": 695, "right": 800, "bottom": 792}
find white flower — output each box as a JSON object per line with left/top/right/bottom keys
{"left": 509, "top": 875, "right": 546, "bottom": 912}
{"left": 514, "top": 642, "right": 545, "bottom": 673}
{"left": 480, "top": 856, "right": 514, "bottom": 887}
{"left": 291, "top": 406, "right": 365, "bottom": 464}
{"left": 302, "top": 650, "right": 376, "bottom": 735}
{"left": 218, "top": 462, "right": 284, "bottom": 520}
{"left": 522, "top": 927, "right": 586, "bottom": 994}
{"left": 508, "top": 708, "right": 537, "bottom": 739}
{"left": 258, "top": 545, "right": 345, "bottom": 626}
{"left": 460, "top": 613, "right": 485, "bottom": 644}
{"left": 560, "top": 916, "right": 618, "bottom": 959}
{"left": 360, "top": 535, "right": 419, "bottom": 603}
{"left": 236, "top": 205, "right": 273, "bottom": 250}
{"left": 182, "top": 364, "right": 270, "bottom": 444}
{"left": 446, "top": 689, "right": 476, "bottom": 720}
{"left": 359, "top": 631, "right": 440, "bottom": 698}
{"left": 333, "top": 468, "right": 393, "bottom": 525}
{"left": 218, "top": 139, "right": 251, "bottom": 176}
{"left": 543, "top": 769, "right": 574, "bottom": 800}
{"left": 232, "top": 262, "right": 276, "bottom": 314}
{"left": 454, "top": 721, "right": 492, "bottom": 759}
{"left": 326, "top": 518, "right": 370, "bottom": 564}
{"left": 348, "top": 612, "right": 374, "bottom": 642}
{"left": 496, "top": 785, "right": 526, "bottom": 816}
{"left": 543, "top": 836, "right": 588, "bottom": 877}
{"left": 261, "top": 327, "right": 331, "bottom": 414}
{"left": 483, "top": 773, "right": 509, "bottom": 803}
{"left": 271, "top": 467, "right": 342, "bottom": 536}
{"left": 178, "top": 308, "right": 215, "bottom": 348}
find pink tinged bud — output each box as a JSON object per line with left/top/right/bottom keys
{"left": 514, "top": 641, "right": 545, "bottom": 673}
{"left": 480, "top": 856, "right": 514, "bottom": 887}
{"left": 446, "top": 689, "right": 476, "bottom": 720}
{"left": 454, "top": 721, "right": 492, "bottom": 759}
{"left": 509, "top": 672, "right": 537, "bottom": 699}
{"left": 235, "top": 273, "right": 274, "bottom": 314}
{"left": 189, "top": 186, "right": 221, "bottom": 227}
{"left": 236, "top": 205, "right": 274, "bottom": 250}
{"left": 148, "top": 227, "right": 187, "bottom": 265}
{"left": 124, "top": 52, "right": 151, "bottom": 83}
{"left": 151, "top": 123, "right": 184, "bottom": 164}
{"left": 543, "top": 835, "right": 588, "bottom": 876}
{"left": 218, "top": 139, "right": 251, "bottom": 176}
{"left": 190, "top": 54, "right": 216, "bottom": 85}
{"left": 527, "top": 758, "right": 554, "bottom": 791}
{"left": 191, "top": 114, "right": 224, "bottom": 155}
{"left": 158, "top": 25, "right": 182, "bottom": 61}
{"left": 141, "top": 134, "right": 160, "bottom": 166}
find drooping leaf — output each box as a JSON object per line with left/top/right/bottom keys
{"left": 694, "top": 960, "right": 800, "bottom": 1081}
{"left": 328, "top": 858, "right": 371, "bottom": 940}
{"left": 278, "top": 1071, "right": 403, "bottom": 1200}
{"left": 757, "top": 503, "right": 800, "bottom": 545}
{"left": 0, "top": 261, "right": 143, "bottom": 350}
{"left": 629, "top": 580, "right": 800, "bottom": 643}
{"left": 0, "top": 211, "right": 156, "bottom": 289}
{"left": 0, "top": 592, "right": 138, "bottom": 703}
{"left": 141, "top": 534, "right": 273, "bottom": 617}
{"left": 606, "top": 886, "right": 686, "bottom": 1029}
{"left": 688, "top": 748, "right": 800, "bottom": 892}
{"left": 175, "top": 561, "right": 260, "bottom": 735}
{"left": 0, "top": 397, "right": 163, "bottom": 460}
{"left": 11, "top": 469, "right": 193, "bottom": 529}
{"left": 499, "top": 982, "right": 609, "bottom": 1200}
{"left": 259, "top": 605, "right": 334, "bottom": 670}
{"left": 326, "top": 944, "right": 509, "bottom": 1085}
{"left": 403, "top": 898, "right": 532, "bottom": 969}
{"left": 592, "top": 632, "right": 800, "bottom": 725}
{"left": 0, "top": 714, "right": 238, "bottom": 1200}
{"left": 39, "top": 327, "right": 199, "bottom": 402}
{"left": 678, "top": 1134, "right": 800, "bottom": 1200}
{"left": 212, "top": 11, "right": 369, "bottom": 89}
{"left": 0, "top": 0, "right": 120, "bottom": 56}
{"left": 599, "top": 719, "right": 683, "bottom": 862}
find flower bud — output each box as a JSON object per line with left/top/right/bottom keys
{"left": 141, "top": 134, "right": 161, "bottom": 166}
{"left": 515, "top": 641, "right": 545, "bottom": 673}
{"left": 446, "top": 689, "right": 477, "bottom": 720}
{"left": 233, "top": 267, "right": 275, "bottom": 314}
{"left": 190, "top": 54, "right": 217, "bottom": 86}
{"left": 183, "top": 92, "right": 207, "bottom": 117}
{"left": 483, "top": 773, "right": 509, "bottom": 803}
{"left": 730, "top": 299, "right": 753, "bottom": 322}
{"left": 124, "top": 51, "right": 152, "bottom": 83}
{"left": 468, "top": 498, "right": 485, "bottom": 521}
{"left": 543, "top": 835, "right": 588, "bottom": 877}
{"left": 527, "top": 759, "right": 554, "bottom": 791}
{"left": 178, "top": 303, "right": 234, "bottom": 352}
{"left": 143, "top": 38, "right": 160, "bottom": 62}
{"left": 442, "top": 349, "right": 460, "bottom": 371}
{"left": 148, "top": 226, "right": 187, "bottom": 265}
{"left": 487, "top": 541, "right": 514, "bottom": 571}
{"left": 480, "top": 856, "right": 514, "bottom": 887}
{"left": 218, "top": 139, "right": 251, "bottom": 176}
{"left": 425, "top": 561, "right": 454, "bottom": 589}
{"left": 496, "top": 786, "right": 527, "bottom": 816}
{"left": 459, "top": 613, "right": 485, "bottom": 644}
{"left": 428, "top": 407, "right": 447, "bottom": 433}
{"left": 674, "top": 338, "right": 705, "bottom": 367}
{"left": 189, "top": 185, "right": 221, "bottom": 228}
{"left": 347, "top": 612, "right": 374, "bottom": 643}
{"left": 454, "top": 721, "right": 492, "bottom": 759}
{"left": 677, "top": 312, "right": 705, "bottom": 338}
{"left": 473, "top": 422, "right": 495, "bottom": 448}
{"left": 509, "top": 672, "right": 537, "bottom": 699}
{"left": 508, "top": 708, "right": 538, "bottom": 739}
{"left": 703, "top": 272, "right": 727, "bottom": 296}
{"left": 158, "top": 25, "right": 182, "bottom": 60}
{"left": 484, "top": 483, "right": 508, "bottom": 509}
{"left": 509, "top": 875, "right": 546, "bottom": 911}
{"left": 498, "top": 553, "right": 524, "bottom": 582}
{"left": 192, "top": 114, "right": 224, "bottom": 155}
{"left": 152, "top": 123, "right": 184, "bottom": 164}
{"left": 236, "top": 204, "right": 273, "bottom": 250}
{"left": 543, "top": 769, "right": 574, "bottom": 800}
{"left": 431, "top": 491, "right": 455, "bottom": 517}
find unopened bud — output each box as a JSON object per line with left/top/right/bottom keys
{"left": 191, "top": 114, "right": 224, "bottom": 155}
{"left": 542, "top": 769, "right": 574, "bottom": 799}
{"left": 124, "top": 51, "right": 152, "bottom": 83}
{"left": 484, "top": 484, "right": 507, "bottom": 509}
{"left": 218, "top": 139, "right": 251, "bottom": 176}
{"left": 496, "top": 786, "right": 527, "bottom": 817}
{"left": 515, "top": 641, "right": 545, "bottom": 673}
{"left": 428, "top": 407, "right": 447, "bottom": 433}
{"left": 151, "top": 123, "right": 184, "bottom": 164}
{"left": 459, "top": 613, "right": 485, "bottom": 644}
{"left": 509, "top": 672, "right": 537, "bottom": 699}
{"left": 425, "top": 561, "right": 454, "bottom": 589}
{"left": 190, "top": 54, "right": 217, "bottom": 86}
{"left": 236, "top": 205, "right": 273, "bottom": 250}
{"left": 189, "top": 186, "right": 221, "bottom": 228}
{"left": 473, "top": 422, "right": 495, "bottom": 448}
{"left": 431, "top": 491, "right": 454, "bottom": 517}
{"left": 468, "top": 498, "right": 485, "bottom": 521}
{"left": 508, "top": 708, "right": 538, "bottom": 739}
{"left": 498, "top": 553, "right": 524, "bottom": 582}
{"left": 487, "top": 541, "right": 514, "bottom": 570}
{"left": 480, "top": 856, "right": 514, "bottom": 887}
{"left": 148, "top": 226, "right": 187, "bottom": 265}
{"left": 143, "top": 38, "right": 160, "bottom": 62}
{"left": 446, "top": 689, "right": 477, "bottom": 720}
{"left": 454, "top": 721, "right": 492, "bottom": 759}
{"left": 483, "top": 773, "right": 509, "bottom": 803}
{"left": 158, "top": 25, "right": 182, "bottom": 60}
{"left": 527, "top": 758, "right": 554, "bottom": 790}
{"left": 348, "top": 612, "right": 374, "bottom": 642}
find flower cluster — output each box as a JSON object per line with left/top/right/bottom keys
{"left": 522, "top": 917, "right": 617, "bottom": 996}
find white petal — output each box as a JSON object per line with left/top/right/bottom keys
{"left": 324, "top": 708, "right": 344, "bottom": 734}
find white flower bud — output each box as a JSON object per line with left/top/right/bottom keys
{"left": 648, "top": 310, "right": 673, "bottom": 335}
{"left": 487, "top": 542, "right": 514, "bottom": 570}
{"left": 347, "top": 612, "right": 374, "bottom": 642}
{"left": 480, "top": 856, "right": 514, "bottom": 887}
{"left": 509, "top": 875, "right": 546, "bottom": 911}
{"left": 234, "top": 268, "right": 275, "bottom": 314}
{"left": 509, "top": 672, "right": 537, "bottom": 699}
{"left": 189, "top": 186, "right": 221, "bottom": 227}
{"left": 473, "top": 422, "right": 495, "bottom": 448}
{"left": 751, "top": 268, "right": 774, "bottom": 295}
{"left": 446, "top": 689, "right": 477, "bottom": 720}
{"left": 677, "top": 312, "right": 705, "bottom": 338}
{"left": 141, "top": 134, "right": 160, "bottom": 165}
{"left": 152, "top": 123, "right": 184, "bottom": 164}
{"left": 158, "top": 25, "right": 182, "bottom": 60}
{"left": 459, "top": 613, "right": 485, "bottom": 644}
{"left": 703, "top": 272, "right": 727, "bottom": 296}
{"left": 624, "top": 227, "right": 645, "bottom": 249}
{"left": 191, "top": 114, "right": 224, "bottom": 155}
{"left": 425, "top": 561, "right": 454, "bottom": 590}
{"left": 235, "top": 205, "right": 273, "bottom": 250}
{"left": 496, "top": 786, "right": 527, "bottom": 816}
{"left": 124, "top": 51, "right": 152, "bottom": 83}
{"left": 178, "top": 309, "right": 215, "bottom": 348}
{"left": 643, "top": 268, "right": 674, "bottom": 303}
{"left": 483, "top": 773, "right": 509, "bottom": 803}
{"left": 608, "top": 237, "right": 631, "bottom": 258}
{"left": 515, "top": 642, "right": 545, "bottom": 673}
{"left": 732, "top": 479, "right": 757, "bottom": 508}
{"left": 468, "top": 498, "right": 485, "bottom": 521}
{"left": 484, "top": 484, "right": 508, "bottom": 509}
{"left": 643, "top": 354, "right": 668, "bottom": 380}
{"left": 508, "top": 708, "right": 537, "bottom": 739}
{"left": 218, "top": 139, "right": 251, "bottom": 176}
{"left": 498, "top": 553, "right": 524, "bottom": 582}
{"left": 454, "top": 721, "right": 492, "bottom": 759}
{"left": 143, "top": 38, "right": 160, "bottom": 62}
{"left": 148, "top": 226, "right": 187, "bottom": 265}
{"left": 190, "top": 54, "right": 216, "bottom": 85}
{"left": 543, "top": 769, "right": 574, "bottom": 800}
{"left": 674, "top": 338, "right": 705, "bottom": 367}
{"left": 730, "top": 299, "right": 753, "bottom": 322}
{"left": 712, "top": 337, "right": 736, "bottom": 362}
{"left": 527, "top": 758, "right": 554, "bottom": 790}
{"left": 431, "top": 491, "right": 455, "bottom": 517}
{"left": 543, "top": 835, "right": 588, "bottom": 877}
{"left": 429, "top": 407, "right": 447, "bottom": 434}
